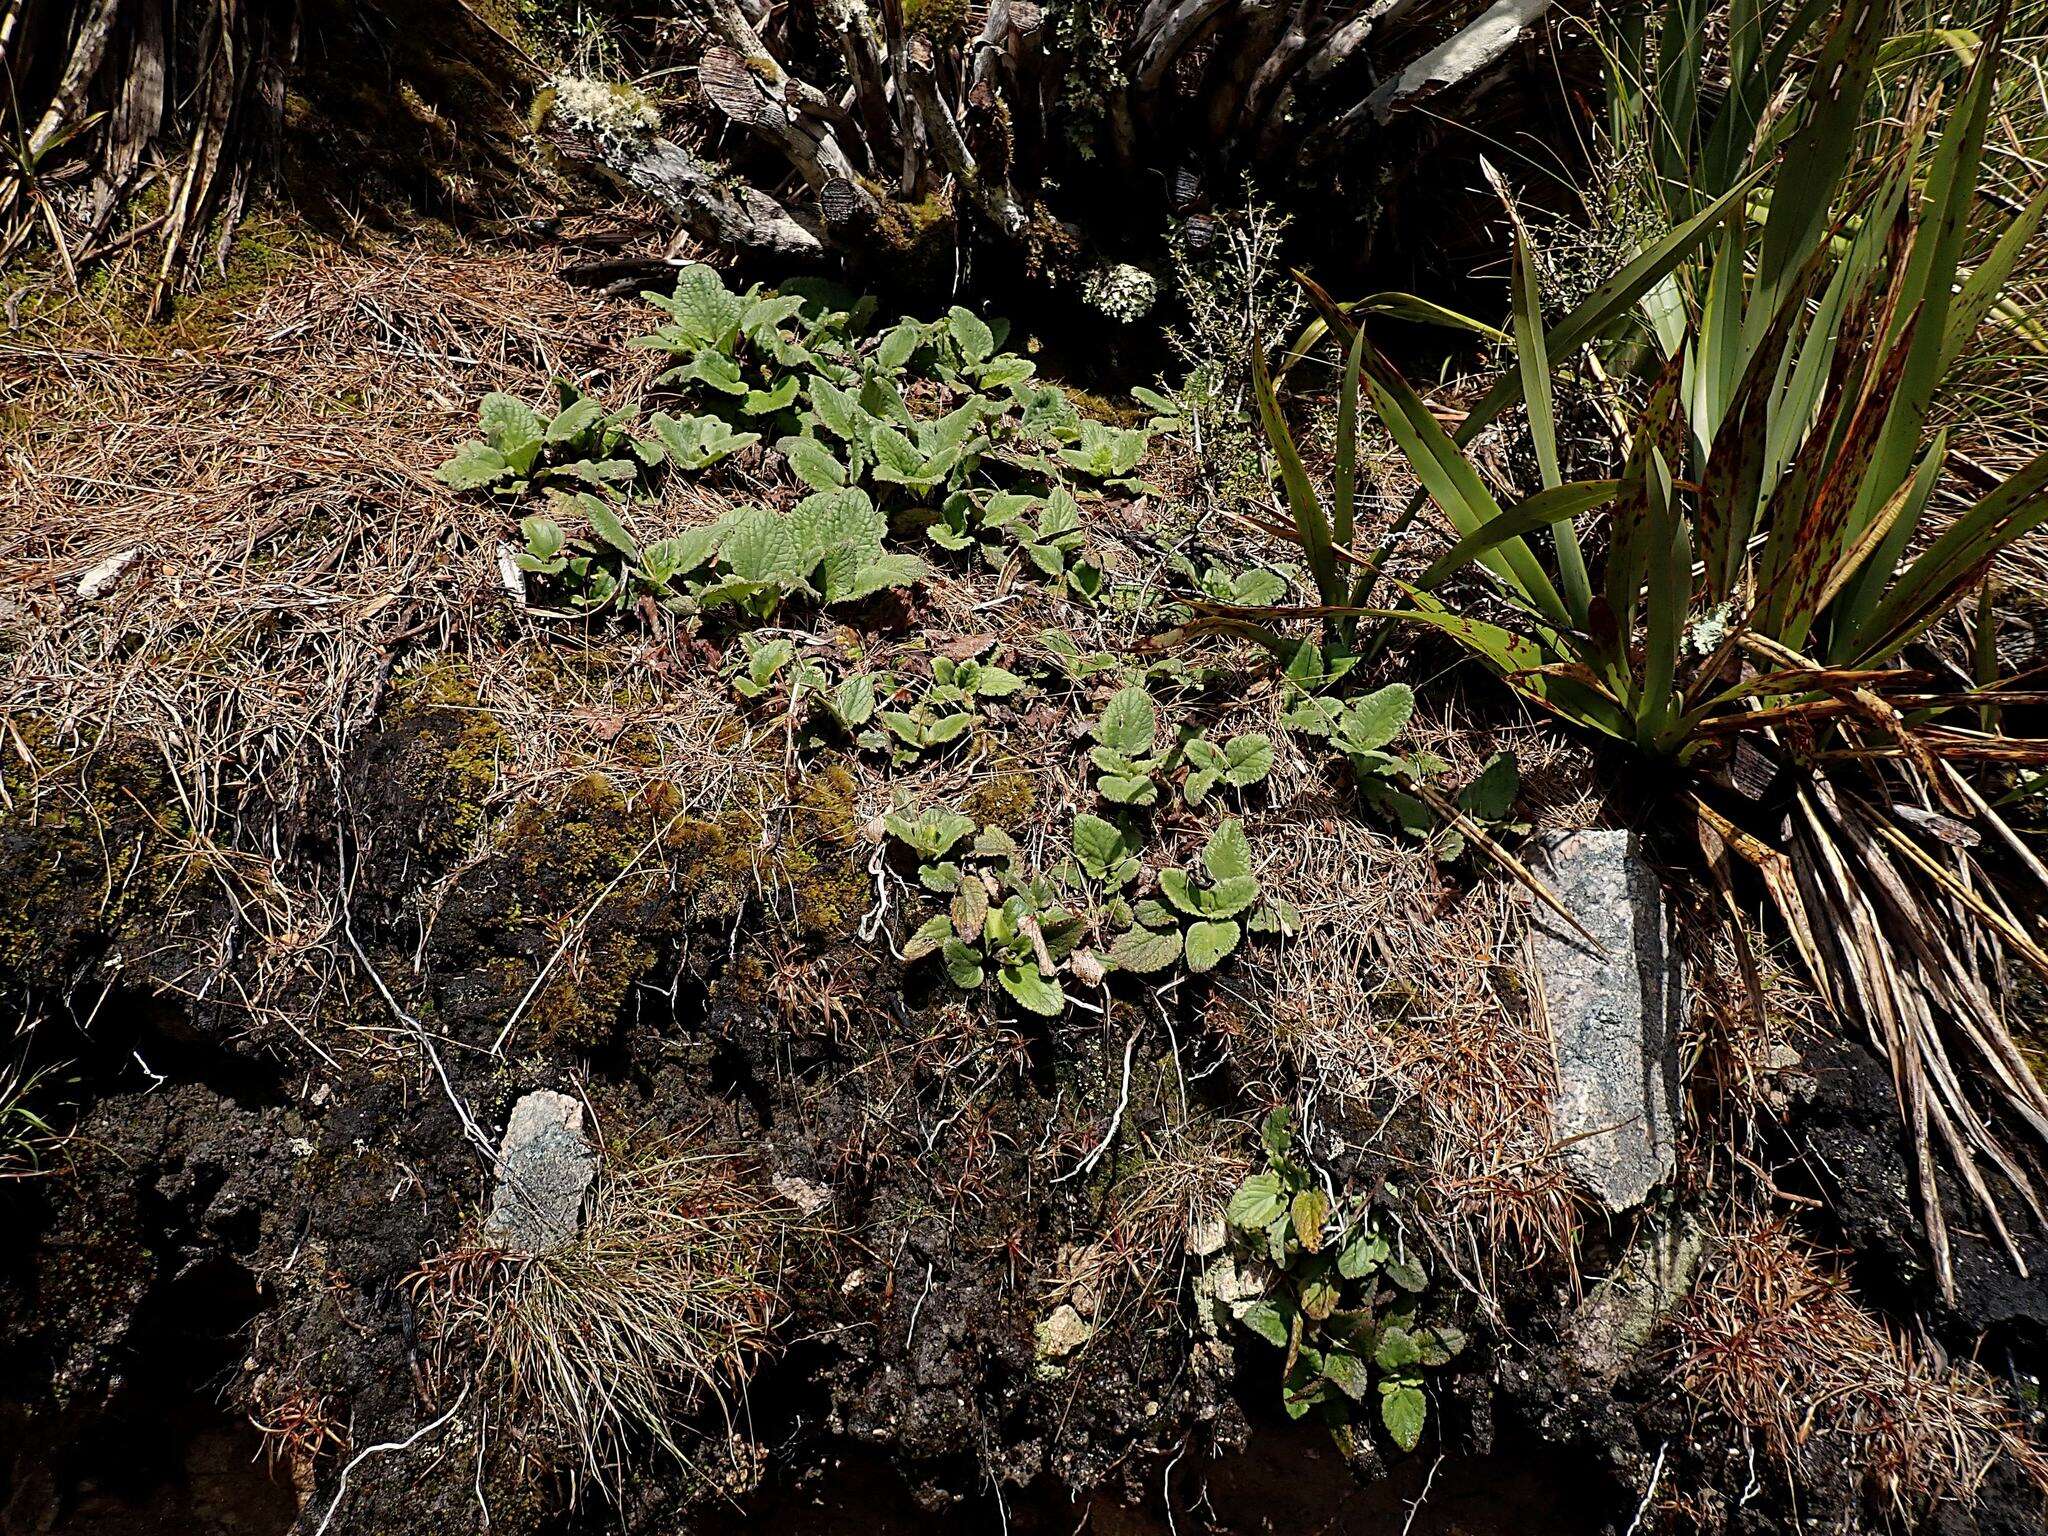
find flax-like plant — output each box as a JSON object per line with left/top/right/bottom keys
{"left": 1259, "top": 0, "right": 2048, "bottom": 1297}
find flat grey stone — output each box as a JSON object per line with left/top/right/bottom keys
{"left": 484, "top": 1090, "right": 597, "bottom": 1252}
{"left": 1526, "top": 830, "right": 1681, "bottom": 1212}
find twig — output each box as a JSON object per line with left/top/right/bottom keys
{"left": 1624, "top": 1440, "right": 1669, "bottom": 1536}
{"left": 1401, "top": 1453, "right": 1446, "bottom": 1536}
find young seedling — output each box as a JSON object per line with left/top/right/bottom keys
{"left": 1108, "top": 819, "right": 1297, "bottom": 975}
{"left": 1091, "top": 685, "right": 1168, "bottom": 807}
{"left": 1181, "top": 731, "right": 1273, "bottom": 807}
{"left": 437, "top": 385, "right": 641, "bottom": 498}
{"left": 876, "top": 654, "right": 1024, "bottom": 764}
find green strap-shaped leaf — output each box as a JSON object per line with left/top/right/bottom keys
{"left": 1357, "top": 338, "right": 1571, "bottom": 628}
{"left": 1451, "top": 161, "right": 1770, "bottom": 452}
{"left": 1414, "top": 481, "right": 1619, "bottom": 595}
{"left": 1252, "top": 344, "right": 1342, "bottom": 611}
{"left": 1848, "top": 449, "right": 2048, "bottom": 664}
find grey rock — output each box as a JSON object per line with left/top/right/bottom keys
{"left": 1568, "top": 1213, "right": 1705, "bottom": 1383}
{"left": 484, "top": 1090, "right": 597, "bottom": 1252}
{"left": 1526, "top": 829, "right": 1681, "bottom": 1212}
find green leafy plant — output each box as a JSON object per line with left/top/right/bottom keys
{"left": 511, "top": 486, "right": 922, "bottom": 620}
{"left": 1108, "top": 819, "right": 1294, "bottom": 975}
{"left": 1278, "top": 681, "right": 1443, "bottom": 843}
{"left": 1195, "top": 561, "right": 1290, "bottom": 608}
{"left": 929, "top": 485, "right": 1102, "bottom": 597}
{"left": 723, "top": 634, "right": 877, "bottom": 745}
{"left": 875, "top": 652, "right": 1026, "bottom": 765}
{"left": 1181, "top": 732, "right": 1273, "bottom": 807}
{"left": 642, "top": 410, "right": 760, "bottom": 472}
{"left": 1087, "top": 685, "right": 1274, "bottom": 810}
{"left": 437, "top": 384, "right": 645, "bottom": 497}
{"left": 1090, "top": 685, "right": 1169, "bottom": 806}
{"left": 1070, "top": 811, "right": 1143, "bottom": 890}
{"left": 897, "top": 820, "right": 1084, "bottom": 1015}
{"left": 636, "top": 265, "right": 1153, "bottom": 530}
{"left": 1222, "top": 1108, "right": 1464, "bottom": 1454}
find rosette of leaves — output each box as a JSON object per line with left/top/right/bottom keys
{"left": 922, "top": 306, "right": 1037, "bottom": 392}
{"left": 1284, "top": 681, "right": 1433, "bottom": 822}
{"left": 781, "top": 374, "right": 1009, "bottom": 498}
{"left": 1224, "top": 1109, "right": 1464, "bottom": 1454}
{"left": 898, "top": 821, "right": 1082, "bottom": 1016}
{"left": 1181, "top": 731, "right": 1273, "bottom": 807}
{"left": 642, "top": 410, "right": 760, "bottom": 472}
{"left": 437, "top": 385, "right": 644, "bottom": 498}
{"left": 635, "top": 265, "right": 867, "bottom": 408}
{"left": 1196, "top": 562, "right": 1290, "bottom": 608}
{"left": 1058, "top": 417, "right": 1151, "bottom": 481}
{"left": 1283, "top": 683, "right": 1522, "bottom": 856}
{"left": 729, "top": 634, "right": 826, "bottom": 705}
{"left": 877, "top": 654, "right": 1024, "bottom": 764}
{"left": 694, "top": 488, "right": 926, "bottom": 618}
{"left": 1108, "top": 819, "right": 1296, "bottom": 975}
{"left": 927, "top": 485, "right": 1102, "bottom": 598}
{"left": 725, "top": 635, "right": 875, "bottom": 742}
{"left": 997, "top": 382, "right": 1159, "bottom": 494}
{"left": 1432, "top": 752, "right": 1527, "bottom": 861}
{"left": 1070, "top": 812, "right": 1143, "bottom": 891}
{"left": 512, "top": 495, "right": 722, "bottom": 615}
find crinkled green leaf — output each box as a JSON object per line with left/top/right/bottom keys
{"left": 1227, "top": 1171, "right": 1289, "bottom": 1230}
{"left": 1380, "top": 1384, "right": 1426, "bottom": 1451}
{"left": 1184, "top": 919, "right": 1241, "bottom": 973}
{"left": 1108, "top": 924, "right": 1181, "bottom": 973}
{"left": 437, "top": 441, "right": 510, "bottom": 489}
{"left": 904, "top": 913, "right": 954, "bottom": 962}
{"left": 999, "top": 963, "right": 1066, "bottom": 1016}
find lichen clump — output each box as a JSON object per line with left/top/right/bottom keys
{"left": 1079, "top": 262, "right": 1159, "bottom": 324}
{"left": 541, "top": 75, "right": 660, "bottom": 145}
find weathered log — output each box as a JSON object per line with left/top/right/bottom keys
{"left": 562, "top": 118, "right": 825, "bottom": 260}
{"left": 1363, "top": 0, "right": 1554, "bottom": 124}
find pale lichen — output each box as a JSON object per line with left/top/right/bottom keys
{"left": 1078, "top": 262, "right": 1158, "bottom": 324}
{"left": 540, "top": 74, "right": 661, "bottom": 146}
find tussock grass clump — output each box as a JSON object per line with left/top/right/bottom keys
{"left": 1674, "top": 1216, "right": 2048, "bottom": 1519}
{"left": 413, "top": 1129, "right": 790, "bottom": 1494}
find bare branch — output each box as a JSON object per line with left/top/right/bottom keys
{"left": 904, "top": 33, "right": 1029, "bottom": 238}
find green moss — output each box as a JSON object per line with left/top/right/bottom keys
{"left": 963, "top": 767, "right": 1038, "bottom": 832}
{"left": 459, "top": 757, "right": 872, "bottom": 1052}
{"left": 865, "top": 185, "right": 957, "bottom": 292}
{"left": 370, "top": 662, "right": 509, "bottom": 863}
{"left": 904, "top": 0, "right": 971, "bottom": 38}
{"left": 1062, "top": 388, "right": 1144, "bottom": 426}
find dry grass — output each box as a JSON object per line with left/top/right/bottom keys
{"left": 0, "top": 223, "right": 666, "bottom": 1034}
{"left": 410, "top": 1122, "right": 791, "bottom": 1497}
{"left": 1671, "top": 1214, "right": 2048, "bottom": 1522}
